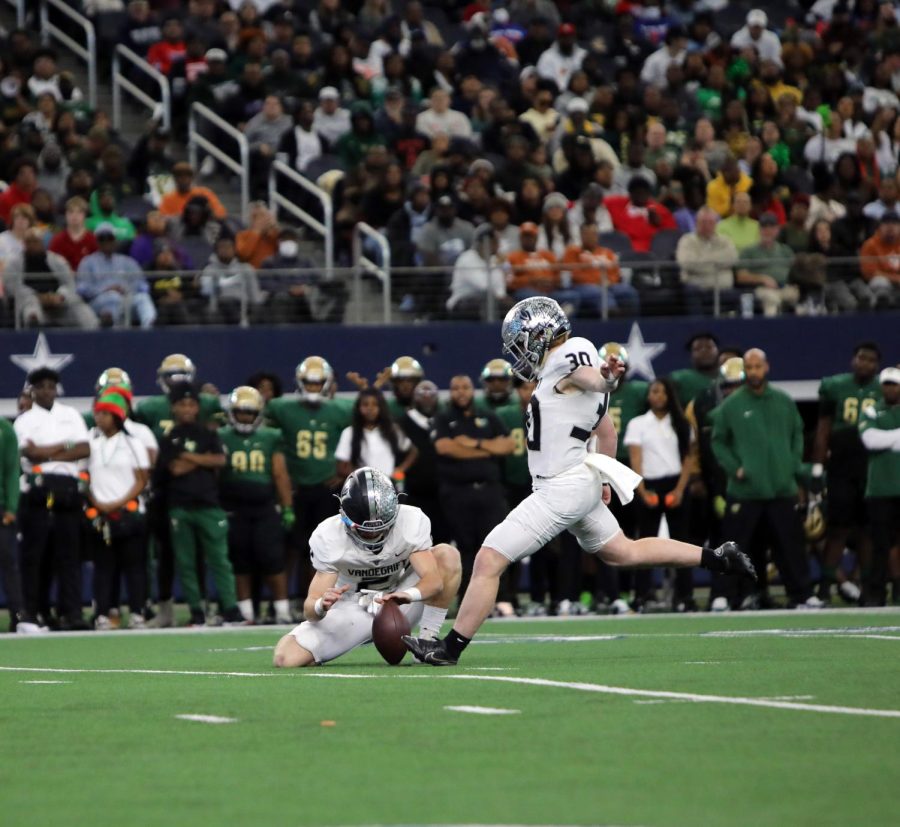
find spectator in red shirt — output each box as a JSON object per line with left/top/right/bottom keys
{"left": 605, "top": 176, "right": 676, "bottom": 253}
{"left": 146, "top": 18, "right": 186, "bottom": 77}
{"left": 0, "top": 157, "right": 38, "bottom": 225}
{"left": 49, "top": 196, "right": 98, "bottom": 270}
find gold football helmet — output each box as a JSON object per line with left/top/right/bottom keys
{"left": 804, "top": 497, "right": 826, "bottom": 542}
{"left": 390, "top": 356, "right": 424, "bottom": 380}
{"left": 296, "top": 356, "right": 334, "bottom": 404}
{"left": 599, "top": 342, "right": 629, "bottom": 366}
{"left": 96, "top": 367, "right": 131, "bottom": 393}
{"left": 719, "top": 357, "right": 746, "bottom": 386}
{"left": 480, "top": 358, "right": 513, "bottom": 382}
{"left": 228, "top": 386, "right": 265, "bottom": 434}
{"left": 157, "top": 353, "right": 196, "bottom": 391}
{"left": 481, "top": 358, "right": 513, "bottom": 403}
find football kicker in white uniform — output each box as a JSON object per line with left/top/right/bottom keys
{"left": 404, "top": 297, "right": 758, "bottom": 666}
{"left": 273, "top": 467, "right": 461, "bottom": 667}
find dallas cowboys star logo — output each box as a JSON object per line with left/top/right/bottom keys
{"left": 624, "top": 322, "right": 666, "bottom": 381}
{"left": 10, "top": 333, "right": 75, "bottom": 388}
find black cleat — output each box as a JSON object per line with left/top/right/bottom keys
{"left": 402, "top": 635, "right": 458, "bottom": 666}
{"left": 715, "top": 541, "right": 758, "bottom": 581}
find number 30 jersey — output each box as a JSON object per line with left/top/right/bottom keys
{"left": 309, "top": 505, "right": 433, "bottom": 591}
{"left": 526, "top": 336, "right": 610, "bottom": 480}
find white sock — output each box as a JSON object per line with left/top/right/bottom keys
{"left": 237, "top": 599, "right": 254, "bottom": 622}
{"left": 273, "top": 599, "right": 291, "bottom": 621}
{"left": 418, "top": 605, "right": 448, "bottom": 640}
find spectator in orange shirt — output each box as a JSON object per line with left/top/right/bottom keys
{"left": 859, "top": 213, "right": 900, "bottom": 308}
{"left": 158, "top": 162, "right": 228, "bottom": 220}
{"left": 562, "top": 223, "right": 641, "bottom": 317}
{"left": 505, "top": 222, "right": 581, "bottom": 314}
{"left": 236, "top": 202, "right": 280, "bottom": 268}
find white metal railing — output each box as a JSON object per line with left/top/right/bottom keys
{"left": 4, "top": 0, "right": 25, "bottom": 27}
{"left": 112, "top": 45, "right": 171, "bottom": 132}
{"left": 352, "top": 222, "right": 392, "bottom": 324}
{"left": 40, "top": 0, "right": 97, "bottom": 109}
{"left": 268, "top": 160, "right": 333, "bottom": 280}
{"left": 188, "top": 102, "right": 250, "bottom": 223}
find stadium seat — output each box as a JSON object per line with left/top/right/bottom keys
{"left": 649, "top": 229, "right": 682, "bottom": 261}
{"left": 599, "top": 231, "right": 636, "bottom": 258}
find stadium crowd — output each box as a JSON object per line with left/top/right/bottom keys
{"left": 1, "top": 1, "right": 900, "bottom": 323}
{"left": 1, "top": 337, "right": 898, "bottom": 633}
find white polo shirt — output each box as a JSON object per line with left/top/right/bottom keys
{"left": 334, "top": 426, "right": 411, "bottom": 477}
{"left": 88, "top": 429, "right": 151, "bottom": 507}
{"left": 14, "top": 401, "right": 90, "bottom": 480}
{"left": 623, "top": 411, "right": 684, "bottom": 480}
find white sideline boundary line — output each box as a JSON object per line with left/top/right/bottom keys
{"left": 4, "top": 665, "right": 899, "bottom": 719}
{"left": 1, "top": 606, "right": 898, "bottom": 640}
{"left": 444, "top": 705, "right": 521, "bottom": 715}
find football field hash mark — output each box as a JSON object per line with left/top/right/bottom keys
{"left": 175, "top": 714, "right": 238, "bottom": 724}
{"left": 444, "top": 705, "right": 521, "bottom": 715}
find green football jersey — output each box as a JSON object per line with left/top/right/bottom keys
{"left": 475, "top": 394, "right": 512, "bottom": 414}
{"left": 669, "top": 368, "right": 715, "bottom": 408}
{"left": 387, "top": 396, "right": 410, "bottom": 422}
{"left": 818, "top": 373, "right": 882, "bottom": 434}
{"left": 859, "top": 402, "right": 900, "bottom": 498}
{"left": 495, "top": 402, "right": 530, "bottom": 487}
{"left": 135, "top": 393, "right": 224, "bottom": 440}
{"left": 607, "top": 380, "right": 649, "bottom": 463}
{"left": 266, "top": 397, "right": 351, "bottom": 486}
{"left": 219, "top": 425, "right": 285, "bottom": 491}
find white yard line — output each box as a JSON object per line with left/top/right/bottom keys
{"left": 444, "top": 675, "right": 900, "bottom": 719}
{"left": 175, "top": 714, "right": 237, "bottom": 724}
{"left": 3, "top": 665, "right": 897, "bottom": 719}
{"left": 20, "top": 680, "right": 71, "bottom": 684}
{"left": 444, "top": 705, "right": 521, "bottom": 715}
{"left": 0, "top": 666, "right": 278, "bottom": 678}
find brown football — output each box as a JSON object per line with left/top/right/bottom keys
{"left": 372, "top": 600, "right": 411, "bottom": 665}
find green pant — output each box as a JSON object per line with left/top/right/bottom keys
{"left": 169, "top": 506, "right": 237, "bottom": 611}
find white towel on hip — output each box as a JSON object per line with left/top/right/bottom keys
{"left": 583, "top": 453, "right": 643, "bottom": 506}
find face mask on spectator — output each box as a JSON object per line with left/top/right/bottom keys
{"left": 279, "top": 240, "right": 298, "bottom": 258}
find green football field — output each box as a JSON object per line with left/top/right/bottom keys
{"left": 2, "top": 610, "right": 898, "bottom": 827}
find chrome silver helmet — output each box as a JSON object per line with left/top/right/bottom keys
{"left": 501, "top": 297, "right": 571, "bottom": 380}
{"left": 338, "top": 467, "right": 400, "bottom": 554}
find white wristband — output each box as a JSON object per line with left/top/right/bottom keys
{"left": 811, "top": 463, "right": 824, "bottom": 477}
{"left": 313, "top": 597, "right": 326, "bottom": 618}
{"left": 404, "top": 587, "right": 423, "bottom": 603}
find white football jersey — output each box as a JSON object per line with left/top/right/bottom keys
{"left": 525, "top": 336, "right": 610, "bottom": 479}
{"left": 309, "top": 505, "right": 433, "bottom": 591}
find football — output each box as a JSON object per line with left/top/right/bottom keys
{"left": 371, "top": 599, "right": 411, "bottom": 665}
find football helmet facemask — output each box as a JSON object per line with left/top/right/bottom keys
{"left": 296, "top": 356, "right": 334, "bottom": 405}
{"left": 228, "top": 386, "right": 265, "bottom": 434}
{"left": 158, "top": 354, "right": 196, "bottom": 392}
{"left": 501, "top": 297, "right": 571, "bottom": 380}
{"left": 338, "top": 467, "right": 400, "bottom": 554}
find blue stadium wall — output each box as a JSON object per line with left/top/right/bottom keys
{"left": 1, "top": 314, "right": 897, "bottom": 399}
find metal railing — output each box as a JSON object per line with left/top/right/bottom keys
{"left": 3, "top": 0, "right": 25, "bottom": 27}
{"left": 188, "top": 102, "right": 250, "bottom": 223}
{"left": 352, "top": 222, "right": 392, "bottom": 324}
{"left": 268, "top": 160, "right": 333, "bottom": 280}
{"left": 112, "top": 45, "right": 171, "bottom": 132}
{"left": 40, "top": 0, "right": 97, "bottom": 109}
